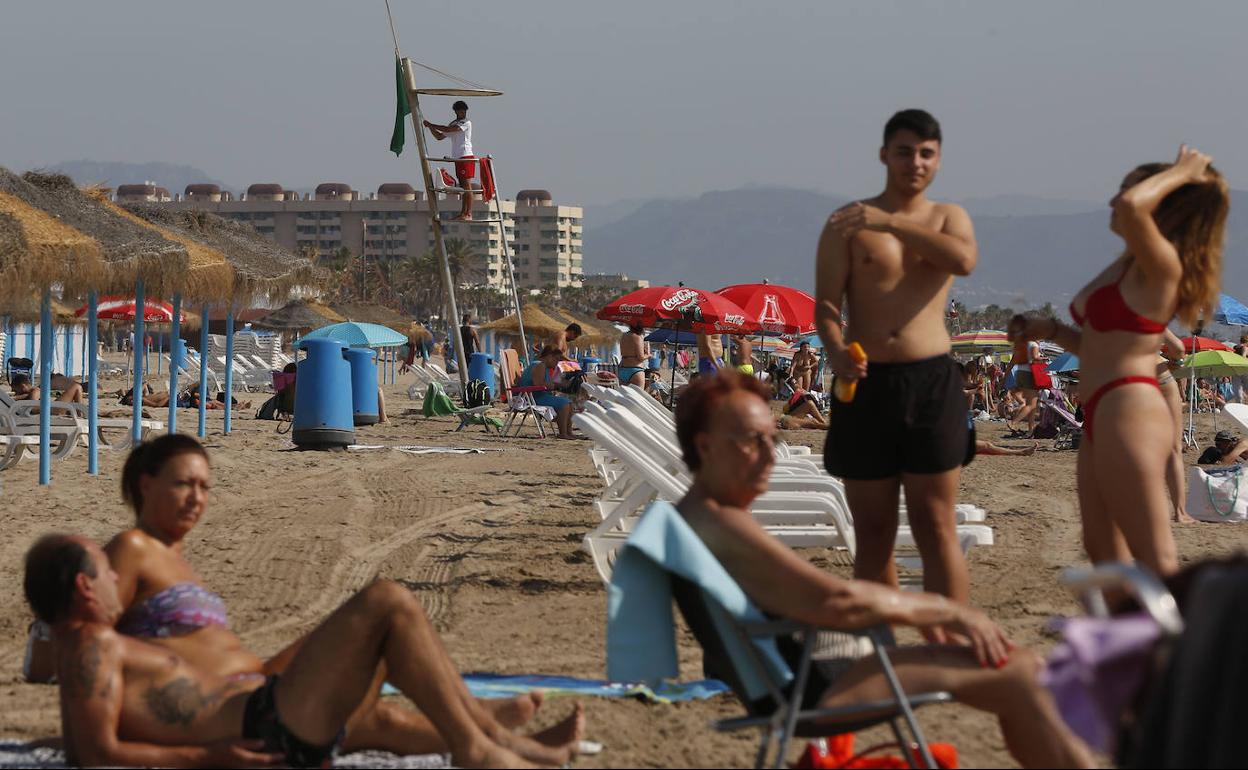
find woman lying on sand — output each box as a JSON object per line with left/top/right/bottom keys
{"left": 28, "top": 434, "right": 582, "bottom": 762}
{"left": 673, "top": 372, "right": 1094, "bottom": 768}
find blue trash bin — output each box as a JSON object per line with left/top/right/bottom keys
{"left": 468, "top": 352, "right": 496, "bottom": 399}
{"left": 293, "top": 338, "right": 355, "bottom": 448}
{"left": 346, "top": 347, "right": 380, "bottom": 426}
{"left": 581, "top": 356, "right": 600, "bottom": 374}
{"left": 171, "top": 338, "right": 187, "bottom": 372}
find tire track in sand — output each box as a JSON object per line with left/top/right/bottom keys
{"left": 239, "top": 493, "right": 521, "bottom": 648}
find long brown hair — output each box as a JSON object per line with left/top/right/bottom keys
{"left": 1130, "top": 162, "right": 1230, "bottom": 328}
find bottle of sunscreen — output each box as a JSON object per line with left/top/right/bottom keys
{"left": 834, "top": 342, "right": 867, "bottom": 402}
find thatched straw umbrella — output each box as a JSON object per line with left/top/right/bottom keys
{"left": 544, "top": 307, "right": 614, "bottom": 348}
{"left": 480, "top": 303, "right": 566, "bottom": 340}
{"left": 0, "top": 176, "right": 105, "bottom": 304}
{"left": 253, "top": 300, "right": 345, "bottom": 332}
{"left": 12, "top": 171, "right": 190, "bottom": 297}
{"left": 122, "top": 205, "right": 316, "bottom": 304}
{"left": 9, "top": 169, "right": 198, "bottom": 449}
{"left": 0, "top": 169, "right": 119, "bottom": 484}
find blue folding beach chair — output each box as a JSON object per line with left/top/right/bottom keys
{"left": 608, "top": 502, "right": 950, "bottom": 769}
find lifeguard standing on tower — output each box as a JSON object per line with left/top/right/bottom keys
{"left": 424, "top": 100, "right": 475, "bottom": 221}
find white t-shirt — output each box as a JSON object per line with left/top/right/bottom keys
{"left": 450, "top": 118, "right": 473, "bottom": 158}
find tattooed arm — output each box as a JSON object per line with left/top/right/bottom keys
{"left": 60, "top": 629, "right": 276, "bottom": 768}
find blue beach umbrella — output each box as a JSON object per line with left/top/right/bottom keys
{"left": 798, "top": 334, "right": 824, "bottom": 349}
{"left": 1046, "top": 351, "right": 1080, "bottom": 373}
{"left": 1214, "top": 293, "right": 1248, "bottom": 325}
{"left": 645, "top": 328, "right": 698, "bottom": 346}
{"left": 302, "top": 321, "right": 407, "bottom": 348}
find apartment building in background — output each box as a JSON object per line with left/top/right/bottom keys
{"left": 511, "top": 189, "right": 584, "bottom": 289}
{"left": 582, "top": 273, "right": 650, "bottom": 292}
{"left": 129, "top": 181, "right": 584, "bottom": 290}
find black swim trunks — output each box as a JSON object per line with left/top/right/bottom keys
{"left": 242, "top": 674, "right": 342, "bottom": 769}
{"left": 824, "top": 354, "right": 974, "bottom": 480}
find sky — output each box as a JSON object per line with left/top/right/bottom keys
{"left": 4, "top": 1, "right": 1246, "bottom": 207}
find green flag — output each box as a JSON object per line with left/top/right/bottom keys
{"left": 390, "top": 56, "right": 411, "bottom": 155}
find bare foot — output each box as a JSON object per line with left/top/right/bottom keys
{"left": 1022, "top": 443, "right": 1038, "bottom": 456}
{"left": 454, "top": 740, "right": 539, "bottom": 769}
{"left": 1175, "top": 510, "right": 1197, "bottom": 524}
{"left": 498, "top": 702, "right": 585, "bottom": 766}
{"left": 530, "top": 701, "right": 585, "bottom": 751}
{"left": 485, "top": 691, "right": 543, "bottom": 729}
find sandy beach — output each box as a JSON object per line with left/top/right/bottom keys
{"left": 2, "top": 368, "right": 1247, "bottom": 768}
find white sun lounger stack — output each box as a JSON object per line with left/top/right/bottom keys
{"left": 574, "top": 384, "right": 992, "bottom": 586}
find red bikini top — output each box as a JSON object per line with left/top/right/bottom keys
{"left": 1069, "top": 260, "right": 1168, "bottom": 335}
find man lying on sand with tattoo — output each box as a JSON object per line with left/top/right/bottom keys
{"left": 24, "top": 534, "right": 581, "bottom": 768}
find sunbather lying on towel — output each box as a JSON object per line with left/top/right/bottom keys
{"left": 672, "top": 371, "right": 1095, "bottom": 768}
{"left": 24, "top": 532, "right": 579, "bottom": 769}
{"left": 24, "top": 434, "right": 580, "bottom": 766}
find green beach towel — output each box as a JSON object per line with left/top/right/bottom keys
{"left": 421, "top": 382, "right": 505, "bottom": 431}
{"left": 421, "top": 382, "right": 459, "bottom": 417}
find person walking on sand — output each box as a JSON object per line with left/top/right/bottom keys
{"left": 816, "top": 109, "right": 978, "bottom": 606}
{"left": 1010, "top": 145, "right": 1229, "bottom": 576}
{"left": 424, "top": 100, "right": 476, "bottom": 221}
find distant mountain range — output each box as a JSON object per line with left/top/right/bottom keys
{"left": 43, "top": 160, "right": 230, "bottom": 194}
{"left": 35, "top": 161, "right": 1248, "bottom": 311}
{"left": 583, "top": 186, "right": 1248, "bottom": 310}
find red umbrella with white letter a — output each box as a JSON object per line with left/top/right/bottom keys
{"left": 75, "top": 295, "right": 182, "bottom": 323}
{"left": 714, "top": 282, "right": 816, "bottom": 336}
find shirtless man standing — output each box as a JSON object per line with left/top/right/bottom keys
{"left": 26, "top": 534, "right": 581, "bottom": 768}
{"left": 815, "top": 109, "right": 978, "bottom": 604}
{"left": 696, "top": 333, "right": 724, "bottom": 376}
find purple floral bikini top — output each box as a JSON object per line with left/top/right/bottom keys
{"left": 116, "top": 581, "right": 230, "bottom": 638}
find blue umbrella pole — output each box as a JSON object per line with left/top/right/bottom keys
{"left": 198, "top": 303, "right": 209, "bottom": 438}
{"left": 224, "top": 310, "right": 234, "bottom": 435}
{"left": 132, "top": 281, "right": 146, "bottom": 444}
{"left": 167, "top": 294, "right": 181, "bottom": 434}
{"left": 88, "top": 293, "right": 99, "bottom": 475}
{"left": 38, "top": 290, "right": 52, "bottom": 486}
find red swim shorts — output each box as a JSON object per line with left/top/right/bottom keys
{"left": 456, "top": 155, "right": 477, "bottom": 180}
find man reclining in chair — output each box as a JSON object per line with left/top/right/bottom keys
{"left": 672, "top": 371, "right": 1094, "bottom": 768}
{"left": 11, "top": 373, "right": 85, "bottom": 405}
{"left": 24, "top": 535, "right": 581, "bottom": 768}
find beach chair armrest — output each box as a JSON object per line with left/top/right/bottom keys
{"left": 511, "top": 385, "right": 547, "bottom": 393}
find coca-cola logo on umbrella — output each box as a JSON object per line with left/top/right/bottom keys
{"left": 618, "top": 303, "right": 647, "bottom": 315}
{"left": 660, "top": 288, "right": 700, "bottom": 312}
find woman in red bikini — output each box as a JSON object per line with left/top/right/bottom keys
{"left": 1009, "top": 145, "right": 1228, "bottom": 576}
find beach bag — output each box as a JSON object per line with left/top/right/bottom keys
{"left": 1187, "top": 465, "right": 1248, "bottom": 522}
{"left": 256, "top": 394, "right": 281, "bottom": 420}
{"left": 464, "top": 379, "right": 490, "bottom": 408}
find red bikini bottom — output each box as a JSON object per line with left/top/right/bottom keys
{"left": 1084, "top": 376, "right": 1161, "bottom": 443}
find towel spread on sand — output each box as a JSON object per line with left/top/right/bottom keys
{"left": 382, "top": 673, "right": 729, "bottom": 704}
{"left": 347, "top": 444, "right": 499, "bottom": 454}
{"left": 0, "top": 741, "right": 450, "bottom": 769}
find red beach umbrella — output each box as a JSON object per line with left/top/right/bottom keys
{"left": 75, "top": 295, "right": 182, "bottom": 323}
{"left": 597, "top": 285, "right": 759, "bottom": 334}
{"left": 714, "top": 282, "right": 816, "bottom": 336}
{"left": 1181, "top": 335, "right": 1231, "bottom": 353}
